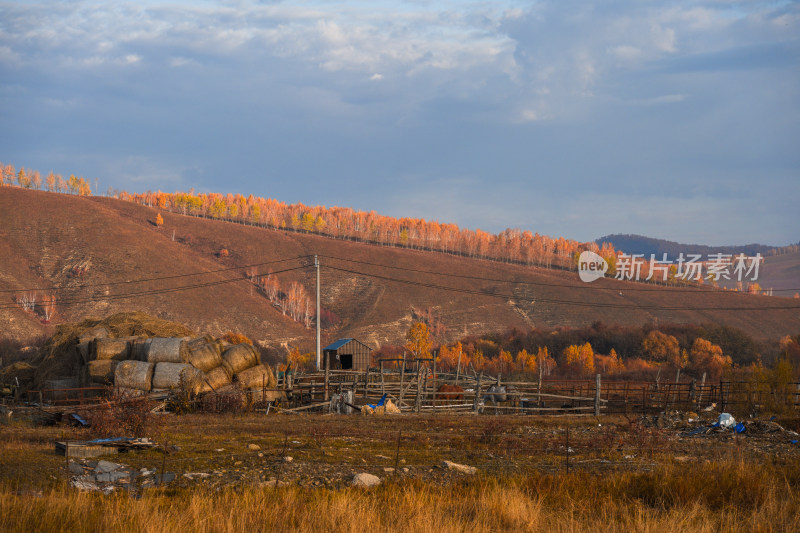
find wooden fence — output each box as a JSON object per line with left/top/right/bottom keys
{"left": 12, "top": 370, "right": 800, "bottom": 416}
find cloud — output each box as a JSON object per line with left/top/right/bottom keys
{"left": 0, "top": 0, "right": 797, "bottom": 246}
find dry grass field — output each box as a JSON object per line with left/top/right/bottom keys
{"left": 2, "top": 412, "right": 799, "bottom": 532}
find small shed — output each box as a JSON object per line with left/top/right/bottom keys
{"left": 323, "top": 338, "right": 372, "bottom": 371}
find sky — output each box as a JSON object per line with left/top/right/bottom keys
{"left": 1, "top": 0, "right": 798, "bottom": 246}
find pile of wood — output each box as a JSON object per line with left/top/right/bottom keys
{"left": 80, "top": 333, "right": 277, "bottom": 397}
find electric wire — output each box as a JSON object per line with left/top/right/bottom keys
{"left": 322, "top": 264, "right": 800, "bottom": 311}
{"left": 317, "top": 254, "right": 800, "bottom": 293}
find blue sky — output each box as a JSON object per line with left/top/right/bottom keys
{"left": 1, "top": 0, "right": 798, "bottom": 245}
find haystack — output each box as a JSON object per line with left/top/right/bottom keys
{"left": 78, "top": 326, "right": 108, "bottom": 363}
{"left": 234, "top": 364, "right": 277, "bottom": 390}
{"left": 199, "top": 365, "right": 232, "bottom": 392}
{"left": 28, "top": 312, "right": 193, "bottom": 391}
{"left": 114, "top": 360, "right": 154, "bottom": 391}
{"left": 88, "top": 360, "right": 118, "bottom": 384}
{"left": 132, "top": 337, "right": 188, "bottom": 363}
{"left": 186, "top": 337, "right": 223, "bottom": 372}
{"left": 151, "top": 362, "right": 202, "bottom": 390}
{"left": 92, "top": 337, "right": 136, "bottom": 361}
{"left": 221, "top": 344, "right": 260, "bottom": 375}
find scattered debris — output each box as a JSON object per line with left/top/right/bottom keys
{"left": 56, "top": 437, "right": 158, "bottom": 458}
{"left": 352, "top": 472, "right": 381, "bottom": 488}
{"left": 717, "top": 413, "right": 736, "bottom": 428}
{"left": 68, "top": 459, "right": 174, "bottom": 495}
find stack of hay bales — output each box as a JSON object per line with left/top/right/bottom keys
{"left": 78, "top": 333, "right": 274, "bottom": 397}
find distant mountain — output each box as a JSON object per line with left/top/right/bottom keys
{"left": 596, "top": 234, "right": 798, "bottom": 258}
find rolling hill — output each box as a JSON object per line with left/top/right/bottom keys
{"left": 1, "top": 187, "right": 799, "bottom": 352}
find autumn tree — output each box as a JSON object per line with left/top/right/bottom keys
{"left": 689, "top": 338, "right": 731, "bottom": 380}
{"left": 155, "top": 213, "right": 164, "bottom": 228}
{"left": 405, "top": 321, "right": 432, "bottom": 358}
{"left": 18, "top": 168, "right": 30, "bottom": 188}
{"left": 642, "top": 330, "right": 680, "bottom": 363}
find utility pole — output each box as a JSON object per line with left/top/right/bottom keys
{"left": 315, "top": 255, "right": 321, "bottom": 371}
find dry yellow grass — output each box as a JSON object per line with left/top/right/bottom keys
{"left": 2, "top": 414, "right": 798, "bottom": 532}
{"left": 2, "top": 460, "right": 798, "bottom": 533}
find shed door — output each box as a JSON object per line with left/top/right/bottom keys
{"left": 340, "top": 353, "right": 353, "bottom": 370}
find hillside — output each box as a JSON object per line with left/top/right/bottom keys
{"left": 1, "top": 188, "right": 799, "bottom": 352}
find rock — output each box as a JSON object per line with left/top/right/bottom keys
{"left": 352, "top": 472, "right": 381, "bottom": 488}
{"left": 383, "top": 467, "right": 395, "bottom": 473}
{"left": 282, "top": 456, "right": 293, "bottom": 463}
{"left": 95, "top": 460, "right": 122, "bottom": 474}
{"left": 248, "top": 444, "right": 260, "bottom": 450}
{"left": 442, "top": 460, "right": 477, "bottom": 475}
{"left": 68, "top": 461, "right": 85, "bottom": 475}
{"left": 258, "top": 453, "right": 264, "bottom": 458}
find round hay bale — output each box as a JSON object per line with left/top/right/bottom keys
{"left": 186, "top": 338, "right": 223, "bottom": 372}
{"left": 114, "top": 360, "right": 154, "bottom": 391}
{"left": 152, "top": 362, "right": 202, "bottom": 390}
{"left": 78, "top": 326, "right": 109, "bottom": 363}
{"left": 88, "top": 360, "right": 118, "bottom": 384}
{"left": 92, "top": 337, "right": 135, "bottom": 361}
{"left": 129, "top": 338, "right": 151, "bottom": 361}
{"left": 199, "top": 365, "right": 232, "bottom": 393}
{"left": 221, "top": 344, "right": 259, "bottom": 375}
{"left": 234, "top": 364, "right": 277, "bottom": 390}
{"left": 134, "top": 337, "right": 188, "bottom": 363}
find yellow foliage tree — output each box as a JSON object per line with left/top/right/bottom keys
{"left": 155, "top": 213, "right": 164, "bottom": 227}
{"left": 405, "top": 322, "right": 432, "bottom": 358}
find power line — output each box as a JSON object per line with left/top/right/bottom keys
{"left": 0, "top": 256, "right": 312, "bottom": 293}
{"left": 322, "top": 264, "right": 800, "bottom": 312}
{"left": 318, "top": 254, "right": 800, "bottom": 293}
{"left": 0, "top": 265, "right": 307, "bottom": 310}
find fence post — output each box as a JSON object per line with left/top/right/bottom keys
{"left": 432, "top": 351, "right": 437, "bottom": 414}
{"left": 595, "top": 373, "right": 601, "bottom": 417}
{"left": 324, "top": 352, "right": 330, "bottom": 401}
{"left": 697, "top": 372, "right": 706, "bottom": 407}
{"left": 399, "top": 353, "right": 407, "bottom": 407}
{"left": 473, "top": 373, "right": 483, "bottom": 414}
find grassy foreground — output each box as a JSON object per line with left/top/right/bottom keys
{"left": 3, "top": 458, "right": 798, "bottom": 532}
{"left": 1, "top": 413, "right": 799, "bottom": 532}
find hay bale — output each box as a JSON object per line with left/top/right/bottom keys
{"left": 186, "top": 338, "right": 223, "bottom": 372}
{"left": 151, "top": 362, "right": 202, "bottom": 390}
{"left": 88, "top": 360, "right": 118, "bottom": 384}
{"left": 132, "top": 337, "right": 187, "bottom": 363}
{"left": 28, "top": 312, "right": 194, "bottom": 393}
{"left": 197, "top": 365, "right": 232, "bottom": 393}
{"left": 234, "top": 364, "right": 277, "bottom": 390}
{"left": 78, "top": 326, "right": 109, "bottom": 363}
{"left": 221, "top": 344, "right": 259, "bottom": 375}
{"left": 92, "top": 337, "right": 135, "bottom": 361}
{"left": 114, "top": 360, "right": 154, "bottom": 391}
